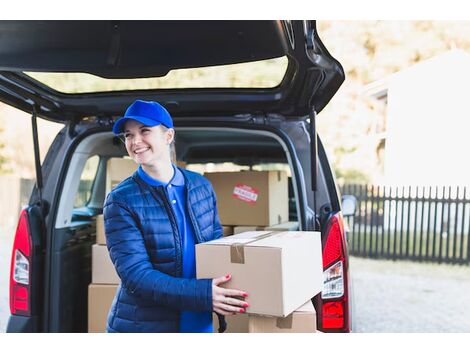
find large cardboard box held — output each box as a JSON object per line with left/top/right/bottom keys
{"left": 88, "top": 284, "right": 118, "bottom": 333}
{"left": 106, "top": 158, "right": 137, "bottom": 194}
{"left": 205, "top": 171, "right": 288, "bottom": 226}
{"left": 196, "top": 231, "right": 322, "bottom": 317}
{"left": 92, "top": 244, "right": 120, "bottom": 284}
{"left": 213, "top": 301, "right": 316, "bottom": 333}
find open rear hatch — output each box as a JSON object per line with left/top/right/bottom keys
{"left": 0, "top": 20, "right": 344, "bottom": 121}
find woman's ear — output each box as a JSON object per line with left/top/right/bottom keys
{"left": 167, "top": 128, "right": 175, "bottom": 145}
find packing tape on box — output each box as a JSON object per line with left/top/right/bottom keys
{"left": 276, "top": 314, "right": 294, "bottom": 329}
{"left": 229, "top": 232, "right": 277, "bottom": 264}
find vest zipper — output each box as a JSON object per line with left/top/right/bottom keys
{"left": 158, "top": 187, "right": 184, "bottom": 277}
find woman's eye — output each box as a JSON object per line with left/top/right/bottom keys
{"left": 142, "top": 129, "right": 150, "bottom": 133}
{"left": 124, "top": 133, "right": 131, "bottom": 139}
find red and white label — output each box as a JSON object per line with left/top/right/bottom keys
{"left": 232, "top": 184, "right": 259, "bottom": 204}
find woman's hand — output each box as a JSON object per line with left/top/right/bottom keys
{"left": 212, "top": 274, "right": 249, "bottom": 316}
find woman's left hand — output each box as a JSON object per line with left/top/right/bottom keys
{"left": 212, "top": 274, "right": 249, "bottom": 316}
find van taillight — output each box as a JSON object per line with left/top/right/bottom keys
{"left": 318, "top": 213, "right": 350, "bottom": 332}
{"left": 9, "top": 209, "right": 32, "bottom": 316}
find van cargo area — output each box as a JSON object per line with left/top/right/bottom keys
{"left": 45, "top": 126, "right": 320, "bottom": 332}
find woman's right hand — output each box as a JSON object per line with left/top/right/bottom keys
{"left": 212, "top": 274, "right": 249, "bottom": 316}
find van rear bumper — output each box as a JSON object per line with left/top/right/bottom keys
{"left": 6, "top": 314, "right": 39, "bottom": 332}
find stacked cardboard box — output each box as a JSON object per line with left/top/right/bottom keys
{"left": 105, "top": 157, "right": 137, "bottom": 194}
{"left": 213, "top": 300, "right": 317, "bottom": 333}
{"left": 88, "top": 214, "right": 120, "bottom": 332}
{"left": 206, "top": 170, "right": 299, "bottom": 237}
{"left": 196, "top": 230, "right": 322, "bottom": 332}
{"left": 205, "top": 171, "right": 289, "bottom": 227}
{"left": 89, "top": 158, "right": 135, "bottom": 332}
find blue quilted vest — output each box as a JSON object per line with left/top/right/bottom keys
{"left": 103, "top": 167, "right": 223, "bottom": 333}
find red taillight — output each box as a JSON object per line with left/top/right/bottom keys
{"left": 317, "top": 213, "right": 350, "bottom": 332}
{"left": 9, "top": 209, "right": 32, "bottom": 316}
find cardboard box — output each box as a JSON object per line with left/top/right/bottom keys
{"left": 213, "top": 301, "right": 316, "bottom": 333}
{"left": 88, "top": 283, "right": 118, "bottom": 333}
{"left": 196, "top": 231, "right": 322, "bottom": 317}
{"left": 92, "top": 244, "right": 120, "bottom": 284}
{"left": 264, "top": 221, "right": 299, "bottom": 231}
{"left": 106, "top": 158, "right": 137, "bottom": 194}
{"left": 249, "top": 301, "right": 316, "bottom": 333}
{"left": 222, "top": 226, "right": 234, "bottom": 237}
{"left": 96, "top": 214, "right": 106, "bottom": 245}
{"left": 234, "top": 226, "right": 265, "bottom": 235}
{"left": 213, "top": 313, "right": 250, "bottom": 333}
{"left": 205, "top": 171, "right": 288, "bottom": 226}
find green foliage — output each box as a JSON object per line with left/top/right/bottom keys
{"left": 334, "top": 167, "right": 370, "bottom": 185}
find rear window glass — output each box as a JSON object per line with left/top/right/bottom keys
{"left": 74, "top": 155, "right": 100, "bottom": 208}
{"left": 24, "top": 57, "right": 288, "bottom": 94}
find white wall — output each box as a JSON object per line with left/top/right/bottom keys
{"left": 384, "top": 50, "right": 470, "bottom": 187}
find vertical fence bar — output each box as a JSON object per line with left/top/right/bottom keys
{"left": 445, "top": 186, "right": 452, "bottom": 263}
{"left": 356, "top": 184, "right": 363, "bottom": 256}
{"left": 438, "top": 187, "right": 447, "bottom": 264}
{"left": 467, "top": 187, "right": 470, "bottom": 264}
{"left": 412, "top": 186, "right": 419, "bottom": 260}
{"left": 352, "top": 184, "right": 358, "bottom": 255}
{"left": 460, "top": 187, "right": 467, "bottom": 264}
{"left": 398, "top": 186, "right": 406, "bottom": 259}
{"left": 362, "top": 185, "right": 369, "bottom": 257}
{"left": 452, "top": 187, "right": 460, "bottom": 264}
{"left": 386, "top": 186, "right": 392, "bottom": 259}
{"left": 380, "top": 185, "right": 386, "bottom": 258}
{"left": 393, "top": 186, "right": 399, "bottom": 261}
{"left": 369, "top": 185, "right": 376, "bottom": 258}
{"left": 419, "top": 186, "right": 426, "bottom": 261}
{"left": 432, "top": 186, "right": 439, "bottom": 261}
{"left": 405, "top": 186, "right": 412, "bottom": 259}
{"left": 375, "top": 186, "right": 382, "bottom": 258}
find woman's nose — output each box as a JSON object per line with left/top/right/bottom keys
{"left": 132, "top": 133, "right": 143, "bottom": 144}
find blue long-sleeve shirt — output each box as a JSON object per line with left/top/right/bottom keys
{"left": 137, "top": 164, "right": 213, "bottom": 333}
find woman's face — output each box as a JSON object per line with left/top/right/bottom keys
{"left": 122, "top": 119, "right": 174, "bottom": 167}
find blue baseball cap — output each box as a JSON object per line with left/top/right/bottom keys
{"left": 112, "top": 100, "right": 174, "bottom": 135}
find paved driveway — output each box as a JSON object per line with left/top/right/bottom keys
{"left": 350, "top": 256, "right": 470, "bottom": 332}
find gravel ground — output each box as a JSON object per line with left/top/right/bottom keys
{"left": 1, "top": 231, "right": 469, "bottom": 333}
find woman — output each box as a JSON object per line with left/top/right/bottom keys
{"left": 103, "top": 100, "right": 248, "bottom": 333}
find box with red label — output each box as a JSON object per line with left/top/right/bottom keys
{"left": 204, "top": 171, "right": 288, "bottom": 226}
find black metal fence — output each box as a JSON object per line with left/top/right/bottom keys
{"left": 340, "top": 185, "right": 470, "bottom": 265}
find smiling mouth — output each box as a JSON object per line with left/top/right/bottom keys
{"left": 134, "top": 147, "right": 150, "bottom": 155}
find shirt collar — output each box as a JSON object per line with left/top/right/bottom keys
{"left": 137, "top": 164, "right": 185, "bottom": 187}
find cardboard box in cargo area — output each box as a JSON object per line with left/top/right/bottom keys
{"left": 96, "top": 214, "right": 106, "bottom": 245}
{"left": 213, "top": 313, "right": 249, "bottom": 333}
{"left": 249, "top": 300, "right": 316, "bottom": 333}
{"left": 234, "top": 226, "right": 265, "bottom": 235}
{"left": 88, "top": 284, "right": 118, "bottom": 333}
{"left": 222, "top": 226, "right": 234, "bottom": 237}
{"left": 205, "top": 171, "right": 288, "bottom": 226}
{"left": 264, "top": 221, "right": 299, "bottom": 231}
{"left": 106, "top": 157, "right": 137, "bottom": 194}
{"left": 213, "top": 300, "right": 316, "bottom": 333}
{"left": 92, "top": 244, "right": 120, "bottom": 284}
{"left": 196, "top": 231, "right": 322, "bottom": 317}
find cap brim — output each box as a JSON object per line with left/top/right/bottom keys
{"left": 112, "top": 116, "right": 162, "bottom": 134}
